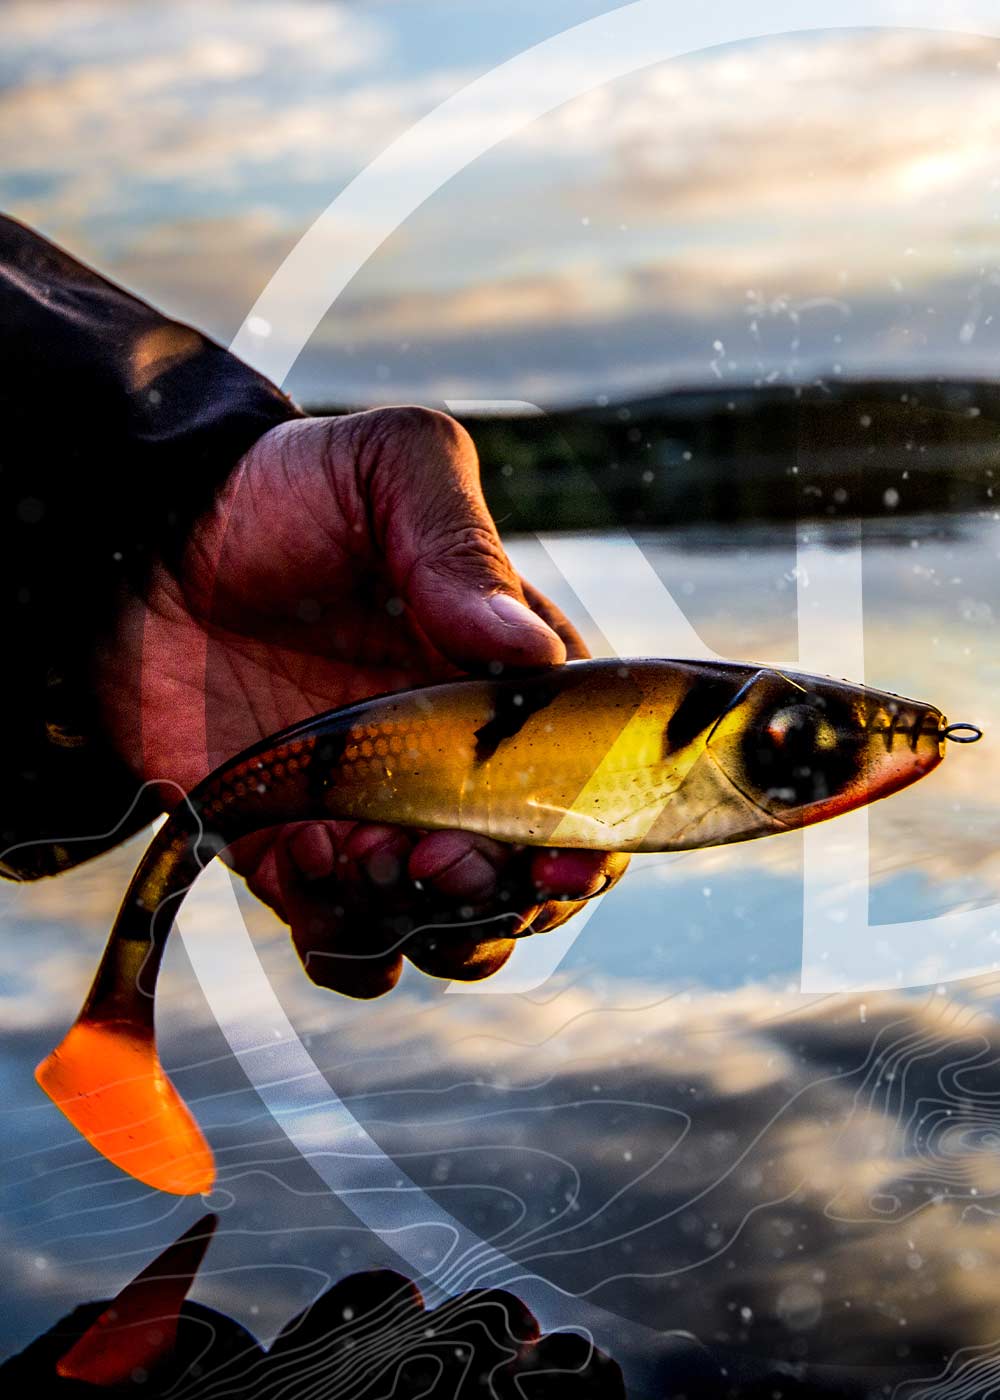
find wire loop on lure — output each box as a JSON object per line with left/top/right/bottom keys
{"left": 941, "top": 722, "right": 984, "bottom": 744}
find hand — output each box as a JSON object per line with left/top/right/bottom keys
{"left": 97, "top": 408, "right": 629, "bottom": 996}
{"left": 268, "top": 1269, "right": 625, "bottom": 1397}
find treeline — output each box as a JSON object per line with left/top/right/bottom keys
{"left": 309, "top": 379, "right": 1000, "bottom": 528}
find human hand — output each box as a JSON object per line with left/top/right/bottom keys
{"left": 268, "top": 1268, "right": 626, "bottom": 1397}
{"left": 97, "top": 408, "right": 628, "bottom": 996}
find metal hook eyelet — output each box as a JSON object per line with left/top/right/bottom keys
{"left": 941, "top": 722, "right": 983, "bottom": 744}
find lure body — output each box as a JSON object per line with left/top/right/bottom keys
{"left": 175, "top": 657, "right": 947, "bottom": 853}
{"left": 36, "top": 658, "right": 948, "bottom": 1194}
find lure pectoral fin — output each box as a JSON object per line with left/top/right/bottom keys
{"left": 35, "top": 658, "right": 964, "bottom": 1193}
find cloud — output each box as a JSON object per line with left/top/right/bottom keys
{"left": 255, "top": 978, "right": 1000, "bottom": 1381}
{"left": 7, "top": 800, "right": 1000, "bottom": 1384}
{"left": 276, "top": 28, "right": 1000, "bottom": 399}
{"left": 0, "top": 2, "right": 454, "bottom": 218}
{"left": 4, "top": 15, "right": 1000, "bottom": 400}
{"left": 12, "top": 953, "right": 1000, "bottom": 1390}
{"left": 532, "top": 29, "right": 1000, "bottom": 222}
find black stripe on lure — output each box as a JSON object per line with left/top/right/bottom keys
{"left": 35, "top": 658, "right": 980, "bottom": 1193}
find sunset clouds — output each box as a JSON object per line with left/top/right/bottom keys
{"left": 3, "top": 7, "right": 1000, "bottom": 402}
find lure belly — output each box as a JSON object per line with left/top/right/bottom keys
{"left": 36, "top": 657, "right": 961, "bottom": 1193}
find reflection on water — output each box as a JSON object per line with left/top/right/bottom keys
{"left": 1, "top": 515, "right": 999, "bottom": 1393}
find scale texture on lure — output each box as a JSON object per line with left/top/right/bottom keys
{"left": 36, "top": 657, "right": 961, "bottom": 1194}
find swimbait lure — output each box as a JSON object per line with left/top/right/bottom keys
{"left": 36, "top": 658, "right": 976, "bottom": 1194}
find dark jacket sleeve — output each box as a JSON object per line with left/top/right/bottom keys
{"left": 0, "top": 214, "right": 304, "bottom": 880}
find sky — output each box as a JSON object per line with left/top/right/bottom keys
{"left": 4, "top": 2, "right": 1000, "bottom": 405}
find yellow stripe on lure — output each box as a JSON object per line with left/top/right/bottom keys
{"left": 36, "top": 657, "right": 974, "bottom": 1194}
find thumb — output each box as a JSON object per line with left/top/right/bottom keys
{"left": 359, "top": 406, "right": 566, "bottom": 670}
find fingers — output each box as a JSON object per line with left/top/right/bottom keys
{"left": 501, "top": 847, "right": 629, "bottom": 942}
{"left": 341, "top": 823, "right": 413, "bottom": 889}
{"left": 530, "top": 847, "right": 628, "bottom": 901}
{"left": 274, "top": 824, "right": 406, "bottom": 999}
{"left": 408, "top": 830, "right": 510, "bottom": 901}
{"left": 285, "top": 822, "right": 337, "bottom": 881}
{"left": 208, "top": 409, "right": 583, "bottom": 701}
{"left": 238, "top": 822, "right": 629, "bottom": 999}
{"left": 350, "top": 407, "right": 567, "bottom": 670}
{"left": 405, "top": 932, "right": 517, "bottom": 982}
{"left": 209, "top": 412, "right": 564, "bottom": 673}
{"left": 270, "top": 1270, "right": 624, "bottom": 1396}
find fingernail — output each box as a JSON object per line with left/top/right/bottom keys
{"left": 288, "top": 824, "right": 336, "bottom": 881}
{"left": 488, "top": 594, "right": 564, "bottom": 653}
{"left": 580, "top": 874, "right": 613, "bottom": 901}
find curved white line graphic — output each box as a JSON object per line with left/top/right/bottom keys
{"left": 229, "top": 0, "right": 1000, "bottom": 387}
{"left": 177, "top": 857, "right": 670, "bottom": 1364}
{"left": 169, "top": 0, "right": 1000, "bottom": 1377}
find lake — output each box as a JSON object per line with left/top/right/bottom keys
{"left": 2, "top": 513, "right": 998, "bottom": 1395}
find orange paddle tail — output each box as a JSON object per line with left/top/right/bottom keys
{"left": 35, "top": 1018, "right": 214, "bottom": 1196}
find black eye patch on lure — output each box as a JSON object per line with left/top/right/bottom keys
{"left": 742, "top": 695, "right": 864, "bottom": 807}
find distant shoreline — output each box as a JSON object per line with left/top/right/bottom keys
{"left": 305, "top": 378, "right": 999, "bottom": 528}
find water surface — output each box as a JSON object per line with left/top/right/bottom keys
{"left": 2, "top": 514, "right": 998, "bottom": 1394}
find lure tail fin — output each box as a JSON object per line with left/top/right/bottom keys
{"left": 35, "top": 1017, "right": 215, "bottom": 1195}
{"left": 36, "top": 807, "right": 220, "bottom": 1193}
{"left": 56, "top": 1213, "right": 218, "bottom": 1384}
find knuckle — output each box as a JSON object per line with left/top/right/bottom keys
{"left": 354, "top": 404, "right": 474, "bottom": 473}
{"left": 433, "top": 522, "right": 508, "bottom": 570}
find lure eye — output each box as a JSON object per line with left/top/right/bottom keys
{"left": 766, "top": 705, "right": 837, "bottom": 753}
{"left": 744, "top": 697, "right": 861, "bottom": 810}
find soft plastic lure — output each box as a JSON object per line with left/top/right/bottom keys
{"left": 36, "top": 658, "right": 975, "bottom": 1194}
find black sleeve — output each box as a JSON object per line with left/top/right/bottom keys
{"left": 0, "top": 213, "right": 304, "bottom": 880}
